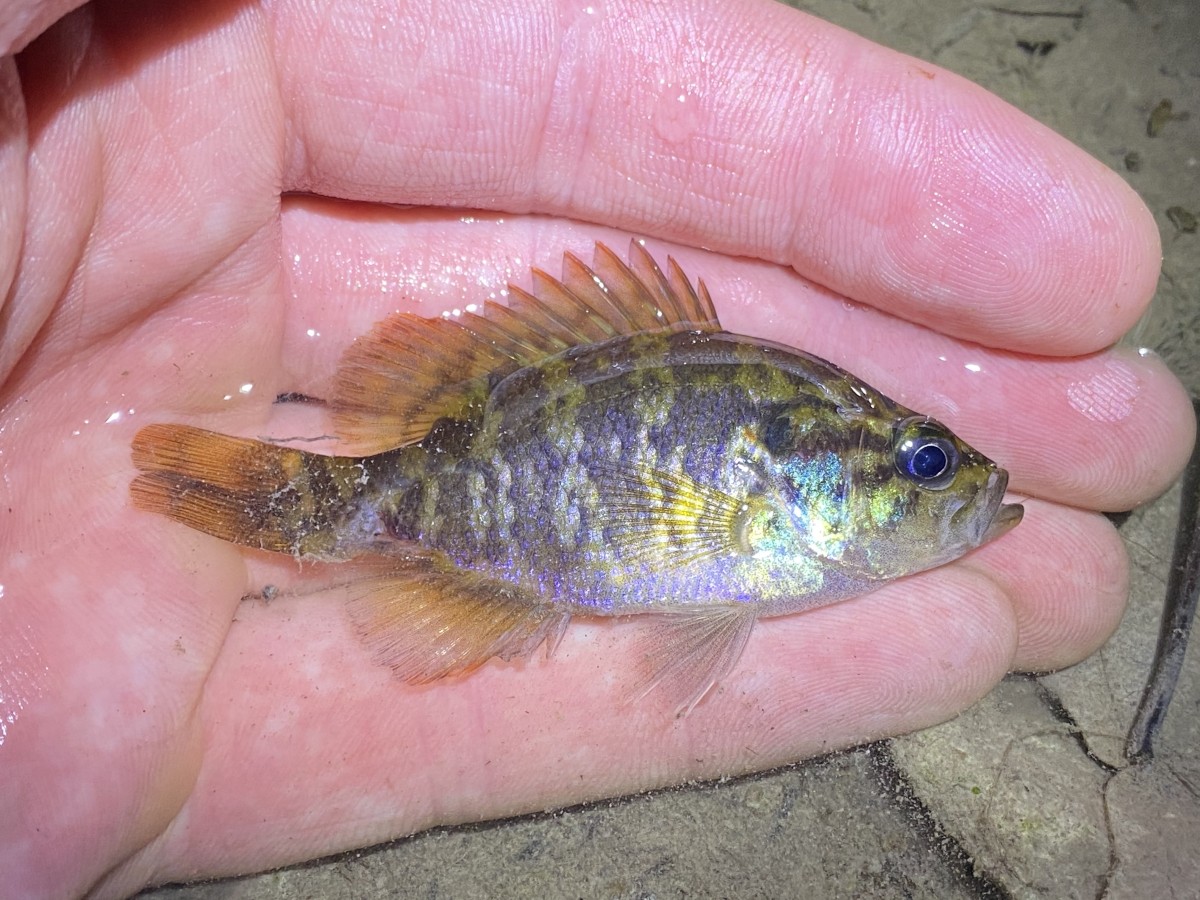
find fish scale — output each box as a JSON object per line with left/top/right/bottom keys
{"left": 418, "top": 335, "right": 876, "bottom": 612}
{"left": 130, "top": 241, "right": 1022, "bottom": 714}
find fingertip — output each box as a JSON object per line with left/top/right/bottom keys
{"left": 740, "top": 567, "right": 1018, "bottom": 759}
{"left": 966, "top": 501, "right": 1129, "bottom": 673}
{"left": 1008, "top": 346, "right": 1196, "bottom": 512}
{"left": 811, "top": 63, "right": 1162, "bottom": 355}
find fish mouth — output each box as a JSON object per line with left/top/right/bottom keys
{"left": 978, "top": 469, "right": 1024, "bottom": 545}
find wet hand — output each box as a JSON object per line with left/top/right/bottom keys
{"left": 0, "top": 0, "right": 1192, "bottom": 897}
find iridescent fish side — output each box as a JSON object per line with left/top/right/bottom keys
{"left": 131, "top": 242, "right": 1023, "bottom": 713}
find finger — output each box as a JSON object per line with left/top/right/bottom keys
{"left": 276, "top": 0, "right": 1159, "bottom": 355}
{"left": 275, "top": 202, "right": 1192, "bottom": 513}
{"left": 5, "top": 0, "right": 283, "bottom": 387}
{"left": 960, "top": 500, "right": 1129, "bottom": 673}
{"left": 108, "top": 563, "right": 1017, "bottom": 889}
{"left": 0, "top": 0, "right": 84, "bottom": 54}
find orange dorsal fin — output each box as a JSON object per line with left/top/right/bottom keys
{"left": 345, "top": 552, "right": 570, "bottom": 683}
{"left": 331, "top": 241, "right": 722, "bottom": 454}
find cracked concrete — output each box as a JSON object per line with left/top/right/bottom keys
{"left": 892, "top": 678, "right": 1114, "bottom": 900}
{"left": 139, "top": 0, "right": 1200, "bottom": 897}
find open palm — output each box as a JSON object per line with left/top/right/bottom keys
{"left": 1, "top": 1, "right": 1192, "bottom": 897}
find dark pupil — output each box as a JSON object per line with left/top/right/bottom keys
{"left": 910, "top": 443, "right": 949, "bottom": 479}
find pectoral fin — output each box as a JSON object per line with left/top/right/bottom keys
{"left": 631, "top": 607, "right": 756, "bottom": 716}
{"left": 345, "top": 552, "right": 569, "bottom": 683}
{"left": 600, "top": 465, "right": 750, "bottom": 568}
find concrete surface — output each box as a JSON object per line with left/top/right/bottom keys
{"left": 140, "top": 0, "right": 1200, "bottom": 897}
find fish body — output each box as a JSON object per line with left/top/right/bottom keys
{"left": 132, "top": 243, "right": 1022, "bottom": 712}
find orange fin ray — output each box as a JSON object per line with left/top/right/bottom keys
{"left": 332, "top": 314, "right": 514, "bottom": 452}
{"left": 347, "top": 551, "right": 569, "bottom": 683}
{"left": 131, "top": 423, "right": 361, "bottom": 559}
{"left": 331, "top": 241, "right": 723, "bottom": 454}
{"left": 630, "top": 607, "right": 756, "bottom": 717}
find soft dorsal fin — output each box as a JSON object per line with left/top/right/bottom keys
{"left": 331, "top": 241, "right": 722, "bottom": 454}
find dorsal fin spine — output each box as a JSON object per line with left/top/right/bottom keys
{"left": 331, "top": 241, "right": 724, "bottom": 455}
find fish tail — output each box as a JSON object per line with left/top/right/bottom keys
{"left": 131, "top": 423, "right": 378, "bottom": 558}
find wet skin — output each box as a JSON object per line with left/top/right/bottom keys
{"left": 0, "top": 0, "right": 1194, "bottom": 897}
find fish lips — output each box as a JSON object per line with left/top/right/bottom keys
{"left": 977, "top": 469, "right": 1024, "bottom": 546}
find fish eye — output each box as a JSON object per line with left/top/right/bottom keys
{"left": 894, "top": 417, "right": 960, "bottom": 490}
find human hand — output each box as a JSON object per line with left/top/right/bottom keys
{"left": 1, "top": 0, "right": 1192, "bottom": 896}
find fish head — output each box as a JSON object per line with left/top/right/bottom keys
{"left": 762, "top": 408, "right": 1023, "bottom": 581}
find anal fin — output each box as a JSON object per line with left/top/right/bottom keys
{"left": 630, "top": 607, "right": 756, "bottom": 716}
{"left": 346, "top": 552, "right": 569, "bottom": 683}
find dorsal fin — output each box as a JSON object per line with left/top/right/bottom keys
{"left": 331, "top": 241, "right": 722, "bottom": 455}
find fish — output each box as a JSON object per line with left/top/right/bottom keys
{"left": 131, "top": 241, "right": 1023, "bottom": 714}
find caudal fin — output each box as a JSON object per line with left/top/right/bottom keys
{"left": 131, "top": 423, "right": 367, "bottom": 558}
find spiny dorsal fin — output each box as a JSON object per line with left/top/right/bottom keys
{"left": 331, "top": 241, "right": 722, "bottom": 454}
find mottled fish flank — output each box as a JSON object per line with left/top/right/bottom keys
{"left": 131, "top": 242, "right": 1023, "bottom": 713}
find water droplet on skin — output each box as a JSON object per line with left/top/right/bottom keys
{"left": 0, "top": 619, "right": 46, "bottom": 748}
{"left": 306, "top": 328, "right": 321, "bottom": 339}
{"left": 654, "top": 85, "right": 702, "bottom": 145}
{"left": 963, "top": 362, "right": 982, "bottom": 374}
{"left": 1067, "top": 360, "right": 1140, "bottom": 423}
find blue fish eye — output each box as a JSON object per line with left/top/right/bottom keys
{"left": 910, "top": 442, "right": 949, "bottom": 479}
{"left": 894, "top": 417, "right": 959, "bottom": 490}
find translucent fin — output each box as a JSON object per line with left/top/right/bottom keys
{"left": 631, "top": 607, "right": 756, "bottom": 716}
{"left": 331, "top": 314, "right": 512, "bottom": 453}
{"left": 600, "top": 465, "right": 747, "bottom": 568}
{"left": 130, "top": 423, "right": 362, "bottom": 559}
{"left": 346, "top": 551, "right": 569, "bottom": 683}
{"left": 331, "top": 241, "right": 723, "bottom": 454}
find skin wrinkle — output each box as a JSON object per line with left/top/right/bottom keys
{"left": 0, "top": 59, "right": 26, "bottom": 312}
{"left": 1, "top": 1, "right": 1193, "bottom": 896}
{"left": 533, "top": 3, "right": 603, "bottom": 214}
{"left": 0, "top": 114, "right": 99, "bottom": 388}
{"left": 266, "top": 0, "right": 1159, "bottom": 353}
{"left": 780, "top": 38, "right": 852, "bottom": 286}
